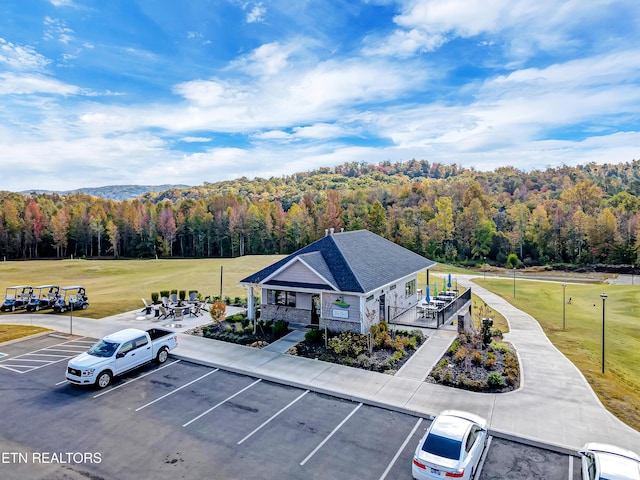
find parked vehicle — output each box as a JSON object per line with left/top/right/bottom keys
{"left": 53, "top": 286, "right": 89, "bottom": 313}
{"left": 579, "top": 443, "right": 640, "bottom": 480}
{"left": 1, "top": 286, "right": 33, "bottom": 312}
{"left": 412, "top": 410, "right": 488, "bottom": 480}
{"left": 65, "top": 328, "right": 178, "bottom": 388}
{"left": 26, "top": 285, "right": 60, "bottom": 312}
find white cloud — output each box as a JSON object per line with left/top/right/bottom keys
{"left": 0, "top": 38, "right": 50, "bottom": 71}
{"left": 43, "top": 17, "right": 74, "bottom": 44}
{"left": 232, "top": 41, "right": 294, "bottom": 77}
{"left": 0, "top": 73, "right": 80, "bottom": 95}
{"left": 180, "top": 136, "right": 212, "bottom": 143}
{"left": 246, "top": 2, "right": 266, "bottom": 23}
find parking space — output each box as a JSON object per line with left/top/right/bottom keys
{"left": 0, "top": 334, "right": 93, "bottom": 373}
{"left": 0, "top": 335, "right": 580, "bottom": 480}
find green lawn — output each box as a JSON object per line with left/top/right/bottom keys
{"left": 0, "top": 256, "right": 285, "bottom": 319}
{"left": 476, "top": 278, "right": 640, "bottom": 431}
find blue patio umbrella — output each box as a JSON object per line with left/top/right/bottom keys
{"left": 447, "top": 273, "right": 452, "bottom": 289}
{"left": 425, "top": 285, "right": 431, "bottom": 303}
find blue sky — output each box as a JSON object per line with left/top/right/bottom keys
{"left": 1, "top": 0, "right": 639, "bottom": 192}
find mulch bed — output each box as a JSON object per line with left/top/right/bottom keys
{"left": 290, "top": 334, "right": 426, "bottom": 374}
{"left": 426, "top": 333, "right": 520, "bottom": 393}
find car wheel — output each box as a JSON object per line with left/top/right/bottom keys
{"left": 96, "top": 371, "right": 112, "bottom": 389}
{"left": 11, "top": 305, "right": 15, "bottom": 312}
{"left": 82, "top": 304, "right": 88, "bottom": 310}
{"left": 156, "top": 347, "right": 168, "bottom": 364}
{"left": 35, "top": 305, "right": 40, "bottom": 312}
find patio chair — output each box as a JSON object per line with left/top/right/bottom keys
{"left": 170, "top": 293, "right": 178, "bottom": 304}
{"left": 141, "top": 298, "right": 153, "bottom": 314}
{"left": 158, "top": 305, "right": 174, "bottom": 320}
{"left": 173, "top": 306, "right": 185, "bottom": 322}
{"left": 188, "top": 292, "right": 198, "bottom": 303}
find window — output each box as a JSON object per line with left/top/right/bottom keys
{"left": 405, "top": 280, "right": 416, "bottom": 298}
{"left": 366, "top": 295, "right": 374, "bottom": 302}
{"left": 267, "top": 289, "right": 296, "bottom": 307}
{"left": 118, "top": 341, "right": 133, "bottom": 356}
{"left": 134, "top": 336, "right": 148, "bottom": 349}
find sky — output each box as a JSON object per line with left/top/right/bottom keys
{"left": 1, "top": 0, "right": 639, "bottom": 192}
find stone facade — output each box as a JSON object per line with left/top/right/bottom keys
{"left": 319, "top": 317, "right": 361, "bottom": 333}
{"left": 261, "top": 304, "right": 312, "bottom": 324}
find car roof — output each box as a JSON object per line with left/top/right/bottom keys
{"left": 430, "top": 414, "right": 473, "bottom": 442}
{"left": 583, "top": 443, "right": 640, "bottom": 480}
{"left": 103, "top": 329, "right": 147, "bottom": 343}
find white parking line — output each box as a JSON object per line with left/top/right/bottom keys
{"left": 135, "top": 369, "right": 220, "bottom": 411}
{"left": 0, "top": 338, "right": 93, "bottom": 374}
{"left": 378, "top": 417, "right": 423, "bottom": 480}
{"left": 92, "top": 360, "right": 181, "bottom": 398}
{"left": 299, "top": 402, "right": 363, "bottom": 466}
{"left": 42, "top": 348, "right": 87, "bottom": 354}
{"left": 183, "top": 379, "right": 262, "bottom": 427}
{"left": 237, "top": 390, "right": 310, "bottom": 445}
{"left": 568, "top": 455, "right": 574, "bottom": 479}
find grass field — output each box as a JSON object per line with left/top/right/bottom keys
{"left": 0, "top": 324, "right": 51, "bottom": 343}
{"left": 476, "top": 278, "right": 640, "bottom": 432}
{"left": 0, "top": 256, "right": 284, "bottom": 320}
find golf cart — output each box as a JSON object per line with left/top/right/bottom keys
{"left": 53, "top": 286, "right": 89, "bottom": 313}
{"left": 26, "top": 285, "right": 60, "bottom": 312}
{"left": 1, "top": 286, "right": 33, "bottom": 312}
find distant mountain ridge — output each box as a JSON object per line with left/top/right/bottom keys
{"left": 21, "top": 184, "right": 189, "bottom": 201}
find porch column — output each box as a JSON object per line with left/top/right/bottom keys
{"left": 247, "top": 286, "right": 255, "bottom": 320}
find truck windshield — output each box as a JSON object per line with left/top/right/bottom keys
{"left": 88, "top": 340, "right": 119, "bottom": 357}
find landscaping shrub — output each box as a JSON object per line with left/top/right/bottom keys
{"left": 471, "top": 350, "right": 483, "bottom": 365}
{"left": 271, "top": 320, "right": 289, "bottom": 339}
{"left": 235, "top": 321, "right": 243, "bottom": 333}
{"left": 305, "top": 328, "right": 323, "bottom": 343}
{"left": 179, "top": 290, "right": 186, "bottom": 301}
{"left": 490, "top": 341, "right": 510, "bottom": 354}
{"left": 487, "top": 372, "right": 505, "bottom": 387}
{"left": 454, "top": 346, "right": 468, "bottom": 364}
{"left": 151, "top": 292, "right": 159, "bottom": 303}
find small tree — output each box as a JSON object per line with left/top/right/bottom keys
{"left": 209, "top": 301, "right": 227, "bottom": 324}
{"left": 506, "top": 253, "right": 520, "bottom": 269}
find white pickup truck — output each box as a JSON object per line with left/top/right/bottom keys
{"left": 66, "top": 328, "right": 178, "bottom": 388}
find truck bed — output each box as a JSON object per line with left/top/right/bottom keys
{"left": 147, "top": 328, "right": 174, "bottom": 341}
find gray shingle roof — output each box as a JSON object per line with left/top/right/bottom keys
{"left": 239, "top": 230, "right": 434, "bottom": 294}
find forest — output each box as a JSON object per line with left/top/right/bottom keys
{"left": 2, "top": 159, "right": 640, "bottom": 267}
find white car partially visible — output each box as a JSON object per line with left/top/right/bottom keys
{"left": 579, "top": 443, "right": 640, "bottom": 480}
{"left": 412, "top": 410, "right": 488, "bottom": 480}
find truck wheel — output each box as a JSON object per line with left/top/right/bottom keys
{"left": 96, "top": 371, "right": 112, "bottom": 389}
{"left": 156, "top": 347, "right": 169, "bottom": 364}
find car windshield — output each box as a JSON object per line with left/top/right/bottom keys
{"left": 422, "top": 434, "right": 462, "bottom": 460}
{"left": 88, "top": 340, "right": 119, "bottom": 358}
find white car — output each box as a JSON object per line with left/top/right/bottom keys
{"left": 579, "top": 443, "right": 640, "bottom": 480}
{"left": 412, "top": 410, "right": 488, "bottom": 480}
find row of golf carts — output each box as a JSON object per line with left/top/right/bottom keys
{"left": 0, "top": 285, "right": 89, "bottom": 313}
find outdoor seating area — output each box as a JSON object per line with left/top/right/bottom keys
{"left": 140, "top": 291, "right": 209, "bottom": 322}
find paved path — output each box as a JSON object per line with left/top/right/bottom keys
{"left": 1, "top": 280, "right": 639, "bottom": 454}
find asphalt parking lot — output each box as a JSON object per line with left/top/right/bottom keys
{"left": 0, "top": 334, "right": 581, "bottom": 480}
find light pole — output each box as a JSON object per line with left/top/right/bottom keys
{"left": 562, "top": 284, "right": 566, "bottom": 330}
{"left": 513, "top": 268, "right": 516, "bottom": 298}
{"left": 483, "top": 257, "right": 486, "bottom": 279}
{"left": 600, "top": 293, "right": 607, "bottom": 374}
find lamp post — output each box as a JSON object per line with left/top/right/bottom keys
{"left": 483, "top": 257, "right": 486, "bottom": 279}
{"left": 562, "top": 284, "right": 566, "bottom": 330}
{"left": 513, "top": 268, "right": 516, "bottom": 298}
{"left": 600, "top": 293, "right": 608, "bottom": 374}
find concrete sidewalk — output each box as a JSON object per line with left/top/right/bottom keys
{"left": 1, "top": 282, "right": 639, "bottom": 454}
